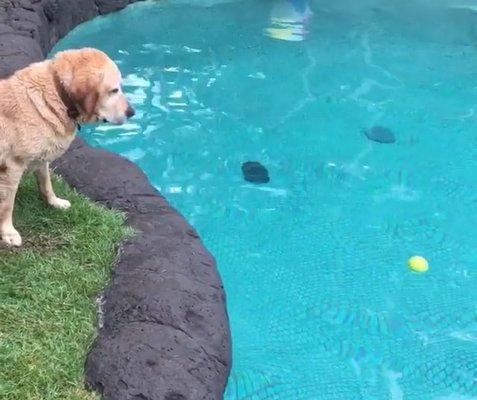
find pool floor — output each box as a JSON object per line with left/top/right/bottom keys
{"left": 54, "top": 1, "right": 477, "bottom": 398}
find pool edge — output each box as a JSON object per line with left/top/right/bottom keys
{"left": 0, "top": 1, "right": 232, "bottom": 399}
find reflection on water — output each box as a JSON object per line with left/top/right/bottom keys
{"left": 265, "top": 0, "right": 313, "bottom": 41}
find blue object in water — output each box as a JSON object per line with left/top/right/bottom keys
{"left": 290, "top": 0, "right": 308, "bottom": 14}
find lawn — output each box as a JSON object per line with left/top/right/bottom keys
{"left": 0, "top": 173, "right": 128, "bottom": 400}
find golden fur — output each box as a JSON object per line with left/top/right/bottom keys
{"left": 0, "top": 48, "right": 134, "bottom": 246}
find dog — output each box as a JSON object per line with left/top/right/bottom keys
{"left": 0, "top": 48, "right": 135, "bottom": 247}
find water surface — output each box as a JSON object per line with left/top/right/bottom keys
{"left": 54, "top": 1, "right": 477, "bottom": 398}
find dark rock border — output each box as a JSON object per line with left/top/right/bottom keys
{"left": 0, "top": 1, "right": 232, "bottom": 399}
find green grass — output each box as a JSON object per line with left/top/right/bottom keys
{"left": 0, "top": 173, "right": 129, "bottom": 400}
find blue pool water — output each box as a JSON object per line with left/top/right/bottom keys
{"left": 53, "top": 1, "right": 477, "bottom": 398}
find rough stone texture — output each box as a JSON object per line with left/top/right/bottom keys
{"left": 0, "top": 2, "right": 232, "bottom": 399}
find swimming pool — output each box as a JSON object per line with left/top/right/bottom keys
{"left": 53, "top": 0, "right": 477, "bottom": 398}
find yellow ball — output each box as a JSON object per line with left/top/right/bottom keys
{"left": 408, "top": 256, "right": 429, "bottom": 273}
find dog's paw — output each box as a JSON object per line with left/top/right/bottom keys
{"left": 49, "top": 197, "right": 71, "bottom": 210}
{"left": 1, "top": 227, "right": 22, "bottom": 247}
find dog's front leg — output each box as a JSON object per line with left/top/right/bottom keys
{"left": 0, "top": 161, "right": 24, "bottom": 246}
{"left": 35, "top": 162, "right": 71, "bottom": 210}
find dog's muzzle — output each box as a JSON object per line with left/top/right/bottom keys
{"left": 126, "top": 105, "right": 135, "bottom": 119}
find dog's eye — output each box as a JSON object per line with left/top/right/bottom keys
{"left": 109, "top": 88, "right": 119, "bottom": 95}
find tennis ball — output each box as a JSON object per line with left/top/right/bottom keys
{"left": 408, "top": 256, "right": 429, "bottom": 273}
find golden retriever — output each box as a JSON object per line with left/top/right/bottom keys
{"left": 0, "top": 48, "right": 135, "bottom": 247}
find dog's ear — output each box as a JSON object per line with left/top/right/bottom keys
{"left": 70, "top": 83, "right": 99, "bottom": 121}
{"left": 51, "top": 50, "right": 74, "bottom": 90}
{"left": 52, "top": 50, "right": 101, "bottom": 122}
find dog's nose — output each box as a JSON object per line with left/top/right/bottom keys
{"left": 126, "top": 105, "right": 135, "bottom": 119}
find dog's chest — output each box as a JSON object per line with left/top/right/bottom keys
{"left": 40, "top": 134, "right": 75, "bottom": 162}
{"left": 27, "top": 134, "right": 75, "bottom": 171}
{"left": 26, "top": 130, "right": 76, "bottom": 168}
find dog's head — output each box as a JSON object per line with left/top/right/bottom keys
{"left": 52, "top": 48, "right": 135, "bottom": 125}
